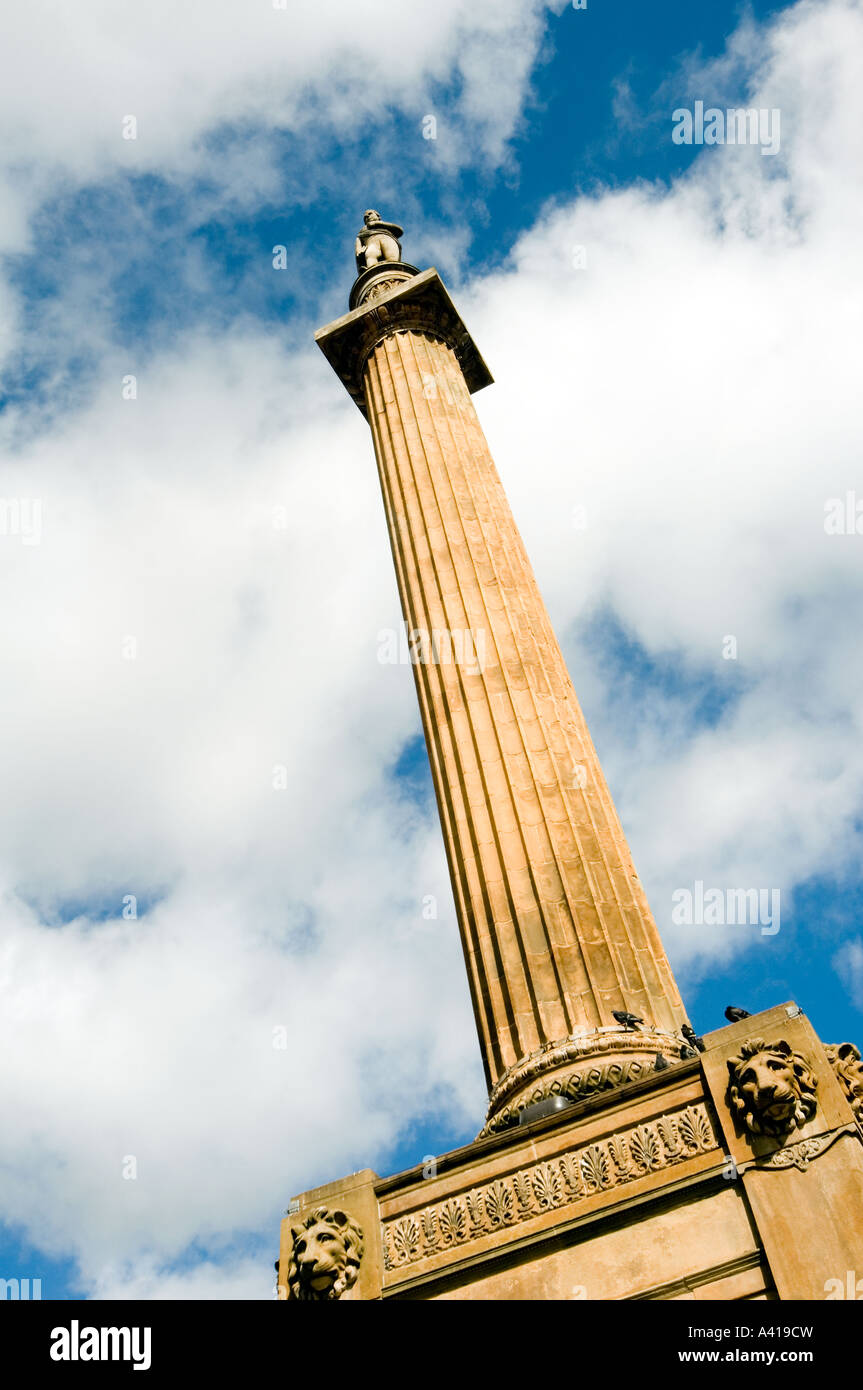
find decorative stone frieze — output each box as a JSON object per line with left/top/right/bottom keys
{"left": 382, "top": 1103, "right": 718, "bottom": 1272}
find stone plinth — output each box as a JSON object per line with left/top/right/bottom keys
{"left": 283, "top": 1006, "right": 863, "bottom": 1301}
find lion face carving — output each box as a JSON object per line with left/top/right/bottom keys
{"left": 287, "top": 1206, "right": 364, "bottom": 1301}
{"left": 825, "top": 1041, "right": 863, "bottom": 1123}
{"left": 727, "top": 1037, "right": 818, "bottom": 1137}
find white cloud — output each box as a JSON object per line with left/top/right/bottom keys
{"left": 0, "top": 333, "right": 484, "bottom": 1287}
{"left": 834, "top": 938, "right": 863, "bottom": 1011}
{"left": 0, "top": 0, "right": 554, "bottom": 265}
{"left": 1, "top": 0, "right": 566, "bottom": 1296}
{"left": 88, "top": 1255, "right": 274, "bottom": 1301}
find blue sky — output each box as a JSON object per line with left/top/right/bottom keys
{"left": 0, "top": 0, "right": 789, "bottom": 409}
{"left": 1, "top": 0, "right": 862, "bottom": 1299}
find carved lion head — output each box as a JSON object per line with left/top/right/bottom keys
{"left": 287, "top": 1206, "right": 364, "bottom": 1301}
{"left": 727, "top": 1037, "right": 818, "bottom": 1137}
{"left": 825, "top": 1041, "right": 863, "bottom": 1119}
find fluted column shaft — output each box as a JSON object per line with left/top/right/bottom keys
{"left": 363, "top": 326, "right": 686, "bottom": 1094}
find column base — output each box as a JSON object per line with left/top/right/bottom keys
{"left": 349, "top": 260, "right": 420, "bottom": 310}
{"left": 481, "top": 1027, "right": 690, "bottom": 1136}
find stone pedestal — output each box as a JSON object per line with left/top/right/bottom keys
{"left": 283, "top": 1005, "right": 863, "bottom": 1301}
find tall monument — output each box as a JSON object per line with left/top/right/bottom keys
{"left": 277, "top": 213, "right": 863, "bottom": 1302}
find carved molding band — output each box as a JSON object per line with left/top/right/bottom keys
{"left": 349, "top": 259, "right": 419, "bottom": 310}
{"left": 382, "top": 1103, "right": 719, "bottom": 1273}
{"left": 754, "top": 1130, "right": 846, "bottom": 1173}
{"left": 481, "top": 1030, "right": 685, "bottom": 1136}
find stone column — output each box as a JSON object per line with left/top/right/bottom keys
{"left": 317, "top": 265, "right": 688, "bottom": 1129}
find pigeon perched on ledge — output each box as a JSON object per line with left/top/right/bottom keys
{"left": 682, "top": 1023, "right": 706, "bottom": 1052}
{"left": 612, "top": 1010, "right": 643, "bottom": 1031}
{"left": 724, "top": 1005, "right": 751, "bottom": 1023}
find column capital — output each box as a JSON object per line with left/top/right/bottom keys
{"left": 315, "top": 268, "right": 493, "bottom": 418}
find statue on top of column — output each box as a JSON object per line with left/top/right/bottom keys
{"left": 355, "top": 210, "right": 404, "bottom": 272}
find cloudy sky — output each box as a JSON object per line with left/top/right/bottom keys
{"left": 1, "top": 0, "right": 861, "bottom": 1299}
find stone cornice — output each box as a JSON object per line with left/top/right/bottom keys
{"left": 372, "top": 1058, "right": 703, "bottom": 1199}
{"left": 315, "top": 267, "right": 493, "bottom": 417}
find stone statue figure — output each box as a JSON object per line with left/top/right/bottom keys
{"left": 355, "top": 210, "right": 404, "bottom": 272}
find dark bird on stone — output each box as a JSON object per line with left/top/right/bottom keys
{"left": 654, "top": 1052, "right": 670, "bottom": 1071}
{"left": 612, "top": 1010, "right": 643, "bottom": 1031}
{"left": 725, "top": 1006, "right": 751, "bottom": 1023}
{"left": 682, "top": 1023, "right": 706, "bottom": 1053}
